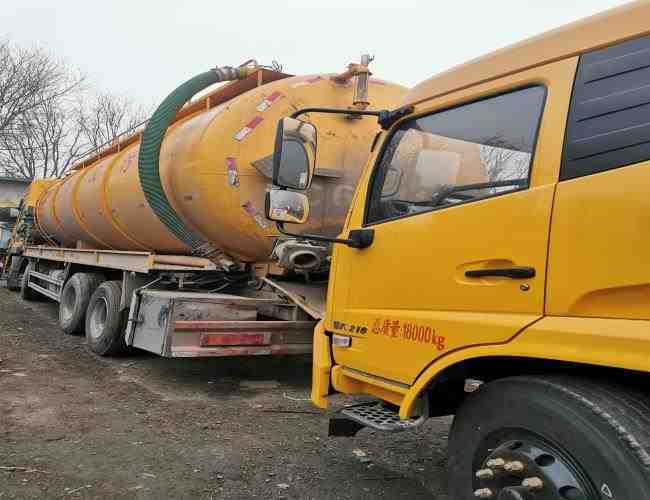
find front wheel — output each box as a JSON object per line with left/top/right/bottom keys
{"left": 448, "top": 376, "right": 650, "bottom": 500}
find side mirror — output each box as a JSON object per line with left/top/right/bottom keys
{"left": 265, "top": 189, "right": 310, "bottom": 224}
{"left": 273, "top": 117, "right": 317, "bottom": 190}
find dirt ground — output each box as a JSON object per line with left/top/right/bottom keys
{"left": 0, "top": 286, "right": 450, "bottom": 499}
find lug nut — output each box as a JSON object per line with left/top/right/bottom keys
{"left": 504, "top": 460, "right": 525, "bottom": 472}
{"left": 486, "top": 458, "right": 505, "bottom": 469}
{"left": 522, "top": 477, "right": 544, "bottom": 490}
{"left": 475, "top": 468, "right": 494, "bottom": 479}
{"left": 464, "top": 378, "right": 484, "bottom": 393}
{"left": 474, "top": 488, "right": 494, "bottom": 498}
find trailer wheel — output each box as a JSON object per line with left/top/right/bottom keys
{"left": 19, "top": 262, "right": 40, "bottom": 301}
{"left": 85, "top": 280, "right": 128, "bottom": 356}
{"left": 59, "top": 273, "right": 104, "bottom": 335}
{"left": 448, "top": 376, "right": 650, "bottom": 500}
{"left": 6, "top": 256, "right": 25, "bottom": 291}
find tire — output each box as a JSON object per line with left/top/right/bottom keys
{"left": 6, "top": 256, "right": 25, "bottom": 291}
{"left": 19, "top": 262, "right": 40, "bottom": 301}
{"left": 448, "top": 376, "right": 650, "bottom": 500}
{"left": 85, "top": 280, "right": 128, "bottom": 356}
{"left": 59, "top": 273, "right": 104, "bottom": 335}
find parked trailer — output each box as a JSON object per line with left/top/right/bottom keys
{"left": 8, "top": 58, "right": 406, "bottom": 359}
{"left": 21, "top": 245, "right": 316, "bottom": 357}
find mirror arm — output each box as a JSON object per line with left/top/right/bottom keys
{"left": 290, "top": 105, "right": 414, "bottom": 129}
{"left": 290, "top": 107, "right": 383, "bottom": 120}
{"left": 275, "top": 222, "right": 374, "bottom": 249}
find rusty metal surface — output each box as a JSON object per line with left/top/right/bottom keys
{"left": 24, "top": 246, "right": 216, "bottom": 273}
{"left": 262, "top": 277, "right": 327, "bottom": 319}
{"left": 129, "top": 288, "right": 314, "bottom": 358}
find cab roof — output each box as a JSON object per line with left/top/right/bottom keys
{"left": 403, "top": 0, "right": 650, "bottom": 106}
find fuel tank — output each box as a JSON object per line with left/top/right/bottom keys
{"left": 35, "top": 73, "right": 406, "bottom": 262}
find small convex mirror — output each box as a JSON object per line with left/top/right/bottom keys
{"left": 265, "top": 189, "right": 310, "bottom": 224}
{"left": 273, "top": 117, "right": 317, "bottom": 190}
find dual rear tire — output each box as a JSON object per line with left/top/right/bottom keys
{"left": 58, "top": 274, "right": 128, "bottom": 356}
{"left": 85, "top": 281, "right": 128, "bottom": 356}
{"left": 59, "top": 273, "right": 104, "bottom": 334}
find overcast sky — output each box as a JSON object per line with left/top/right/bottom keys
{"left": 2, "top": 0, "right": 632, "bottom": 107}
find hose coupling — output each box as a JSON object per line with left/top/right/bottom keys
{"left": 211, "top": 65, "right": 260, "bottom": 81}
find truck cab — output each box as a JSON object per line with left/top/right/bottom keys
{"left": 267, "top": 2, "right": 650, "bottom": 497}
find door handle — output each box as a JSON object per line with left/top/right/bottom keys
{"left": 465, "top": 266, "right": 536, "bottom": 279}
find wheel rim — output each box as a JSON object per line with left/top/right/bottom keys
{"left": 473, "top": 430, "right": 599, "bottom": 499}
{"left": 88, "top": 296, "right": 108, "bottom": 340}
{"left": 61, "top": 284, "right": 76, "bottom": 322}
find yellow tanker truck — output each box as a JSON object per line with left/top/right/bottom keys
{"left": 267, "top": 2, "right": 650, "bottom": 497}
{"left": 5, "top": 58, "right": 406, "bottom": 357}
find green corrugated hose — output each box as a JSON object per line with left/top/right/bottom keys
{"left": 138, "top": 66, "right": 245, "bottom": 252}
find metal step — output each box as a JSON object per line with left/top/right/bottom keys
{"left": 338, "top": 401, "right": 426, "bottom": 433}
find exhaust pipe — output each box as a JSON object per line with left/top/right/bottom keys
{"left": 288, "top": 249, "right": 322, "bottom": 271}
{"left": 274, "top": 240, "right": 329, "bottom": 273}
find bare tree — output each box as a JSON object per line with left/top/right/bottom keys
{"left": 78, "top": 92, "right": 148, "bottom": 150}
{"left": 0, "top": 39, "right": 147, "bottom": 180}
{"left": 0, "top": 41, "right": 86, "bottom": 179}
{"left": 480, "top": 135, "right": 531, "bottom": 182}
{"left": 0, "top": 40, "right": 79, "bottom": 136}
{"left": 0, "top": 95, "right": 86, "bottom": 179}
{"left": 0, "top": 90, "right": 148, "bottom": 180}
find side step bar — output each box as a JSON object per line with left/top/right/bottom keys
{"left": 329, "top": 401, "right": 427, "bottom": 437}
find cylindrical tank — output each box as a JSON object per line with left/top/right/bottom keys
{"left": 36, "top": 73, "right": 406, "bottom": 262}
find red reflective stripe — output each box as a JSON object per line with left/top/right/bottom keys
{"left": 200, "top": 333, "right": 268, "bottom": 347}
{"left": 233, "top": 116, "right": 264, "bottom": 141}
{"left": 246, "top": 116, "right": 264, "bottom": 129}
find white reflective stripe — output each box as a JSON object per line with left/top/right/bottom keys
{"left": 332, "top": 334, "right": 351, "bottom": 347}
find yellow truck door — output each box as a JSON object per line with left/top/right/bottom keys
{"left": 327, "top": 60, "right": 576, "bottom": 385}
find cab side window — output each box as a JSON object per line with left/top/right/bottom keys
{"left": 562, "top": 34, "right": 650, "bottom": 180}
{"left": 366, "top": 86, "right": 546, "bottom": 224}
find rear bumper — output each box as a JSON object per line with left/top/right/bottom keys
{"left": 126, "top": 290, "right": 315, "bottom": 358}
{"left": 169, "top": 320, "right": 313, "bottom": 357}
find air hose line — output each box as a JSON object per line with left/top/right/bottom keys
{"left": 138, "top": 66, "right": 251, "bottom": 265}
